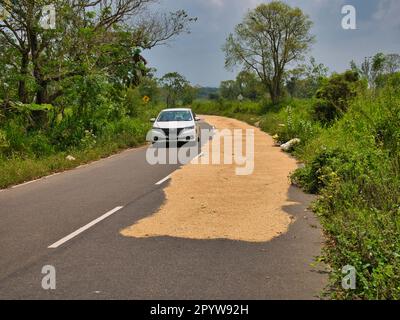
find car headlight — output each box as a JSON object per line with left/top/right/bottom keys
{"left": 183, "top": 126, "right": 195, "bottom": 130}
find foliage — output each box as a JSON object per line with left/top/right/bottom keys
{"left": 197, "top": 73, "right": 400, "bottom": 299}
{"left": 220, "top": 71, "right": 264, "bottom": 101}
{"left": 0, "top": 0, "right": 195, "bottom": 111}
{"left": 0, "top": 1, "right": 196, "bottom": 187}
{"left": 136, "top": 77, "right": 161, "bottom": 103}
{"left": 351, "top": 53, "right": 400, "bottom": 88}
{"left": 260, "top": 99, "right": 321, "bottom": 148}
{"left": 220, "top": 80, "right": 240, "bottom": 100}
{"left": 312, "top": 71, "right": 362, "bottom": 124}
{"left": 291, "top": 88, "right": 400, "bottom": 299}
{"left": 191, "top": 98, "right": 267, "bottom": 126}
{"left": 286, "top": 57, "right": 329, "bottom": 98}
{"left": 159, "top": 72, "right": 197, "bottom": 107}
{"left": 196, "top": 87, "right": 219, "bottom": 100}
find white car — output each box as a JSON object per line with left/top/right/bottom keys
{"left": 149, "top": 108, "right": 201, "bottom": 144}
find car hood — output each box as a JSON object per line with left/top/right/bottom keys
{"left": 153, "top": 121, "right": 194, "bottom": 129}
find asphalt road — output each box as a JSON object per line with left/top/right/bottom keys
{"left": 0, "top": 120, "right": 327, "bottom": 299}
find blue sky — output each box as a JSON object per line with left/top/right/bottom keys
{"left": 143, "top": 0, "right": 400, "bottom": 87}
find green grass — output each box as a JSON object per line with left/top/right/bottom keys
{"left": 192, "top": 91, "right": 400, "bottom": 299}
{"left": 192, "top": 99, "right": 267, "bottom": 126}
{"left": 293, "top": 89, "right": 400, "bottom": 299}
{"left": 0, "top": 117, "right": 151, "bottom": 189}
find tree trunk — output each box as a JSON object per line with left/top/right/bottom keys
{"left": 269, "top": 85, "right": 279, "bottom": 105}
{"left": 18, "top": 52, "right": 29, "bottom": 103}
{"left": 29, "top": 21, "right": 49, "bottom": 126}
{"left": 32, "top": 69, "right": 49, "bottom": 126}
{"left": 270, "top": 75, "right": 282, "bottom": 104}
{"left": 35, "top": 79, "right": 48, "bottom": 104}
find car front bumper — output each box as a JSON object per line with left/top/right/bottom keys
{"left": 148, "top": 128, "right": 198, "bottom": 143}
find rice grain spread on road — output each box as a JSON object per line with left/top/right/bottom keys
{"left": 121, "top": 115, "right": 299, "bottom": 242}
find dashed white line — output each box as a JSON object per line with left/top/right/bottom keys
{"left": 48, "top": 206, "right": 124, "bottom": 249}
{"left": 155, "top": 175, "right": 171, "bottom": 185}
{"left": 155, "top": 151, "right": 204, "bottom": 185}
{"left": 190, "top": 152, "right": 204, "bottom": 164}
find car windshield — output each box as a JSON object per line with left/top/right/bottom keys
{"left": 158, "top": 110, "right": 193, "bottom": 122}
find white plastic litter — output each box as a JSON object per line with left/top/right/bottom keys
{"left": 280, "top": 138, "right": 300, "bottom": 152}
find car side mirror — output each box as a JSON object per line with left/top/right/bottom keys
{"left": 195, "top": 117, "right": 201, "bottom": 122}
{"left": 150, "top": 118, "right": 156, "bottom": 123}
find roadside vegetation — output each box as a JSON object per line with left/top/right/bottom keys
{"left": 1, "top": 0, "right": 400, "bottom": 299}
{"left": 193, "top": 67, "right": 400, "bottom": 300}
{"left": 192, "top": 1, "right": 400, "bottom": 300}
{"left": 0, "top": 0, "right": 196, "bottom": 188}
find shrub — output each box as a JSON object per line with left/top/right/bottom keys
{"left": 375, "top": 72, "right": 400, "bottom": 90}
{"left": 192, "top": 99, "right": 263, "bottom": 117}
{"left": 2, "top": 120, "right": 28, "bottom": 156}
{"left": 0, "top": 129, "right": 9, "bottom": 154}
{"left": 27, "top": 133, "right": 55, "bottom": 157}
{"left": 292, "top": 88, "right": 400, "bottom": 299}
{"left": 260, "top": 98, "right": 320, "bottom": 149}
{"left": 313, "top": 71, "right": 361, "bottom": 124}
{"left": 292, "top": 148, "right": 348, "bottom": 194}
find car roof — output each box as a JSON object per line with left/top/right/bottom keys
{"left": 160, "top": 108, "right": 192, "bottom": 112}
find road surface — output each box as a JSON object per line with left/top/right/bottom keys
{"left": 0, "top": 119, "right": 327, "bottom": 299}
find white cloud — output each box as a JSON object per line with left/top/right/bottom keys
{"left": 208, "top": 0, "right": 225, "bottom": 7}
{"left": 373, "top": 0, "right": 400, "bottom": 28}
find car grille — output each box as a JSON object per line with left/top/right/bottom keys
{"left": 161, "top": 128, "right": 185, "bottom": 137}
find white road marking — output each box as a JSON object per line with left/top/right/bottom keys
{"left": 155, "top": 175, "right": 171, "bottom": 185}
{"left": 45, "top": 172, "right": 61, "bottom": 179}
{"left": 11, "top": 179, "right": 41, "bottom": 189}
{"left": 48, "top": 206, "right": 124, "bottom": 249}
{"left": 190, "top": 152, "right": 204, "bottom": 164}
{"left": 154, "top": 151, "right": 204, "bottom": 184}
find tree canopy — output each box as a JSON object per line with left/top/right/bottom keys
{"left": 223, "top": 1, "right": 314, "bottom": 104}
{"left": 0, "top": 0, "right": 196, "bottom": 116}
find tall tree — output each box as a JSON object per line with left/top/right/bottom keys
{"left": 384, "top": 53, "right": 400, "bottom": 74}
{"left": 0, "top": 0, "right": 195, "bottom": 109}
{"left": 219, "top": 80, "right": 239, "bottom": 100}
{"left": 351, "top": 53, "right": 399, "bottom": 88}
{"left": 160, "top": 72, "right": 190, "bottom": 108}
{"left": 287, "top": 57, "right": 328, "bottom": 98}
{"left": 223, "top": 1, "right": 314, "bottom": 104}
{"left": 235, "top": 70, "right": 263, "bottom": 100}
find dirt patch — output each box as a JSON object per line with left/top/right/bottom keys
{"left": 121, "top": 115, "right": 299, "bottom": 242}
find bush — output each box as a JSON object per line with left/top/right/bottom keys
{"left": 375, "top": 72, "right": 400, "bottom": 90}
{"left": 313, "top": 71, "right": 361, "bottom": 124}
{"left": 259, "top": 98, "right": 320, "bottom": 150}
{"left": 0, "top": 129, "right": 9, "bottom": 153}
{"left": 292, "top": 88, "right": 400, "bottom": 299}
{"left": 192, "top": 99, "right": 263, "bottom": 117}
{"left": 292, "top": 148, "right": 349, "bottom": 194}
{"left": 124, "top": 87, "right": 145, "bottom": 118}
{"left": 1, "top": 120, "right": 28, "bottom": 157}
{"left": 27, "top": 133, "right": 55, "bottom": 157}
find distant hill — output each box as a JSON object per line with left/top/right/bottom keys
{"left": 196, "top": 87, "right": 219, "bottom": 100}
